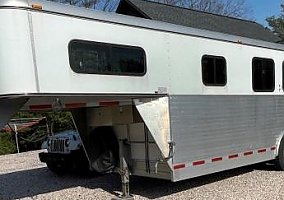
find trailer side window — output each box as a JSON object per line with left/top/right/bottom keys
{"left": 69, "top": 40, "right": 146, "bottom": 76}
{"left": 252, "top": 57, "right": 275, "bottom": 92}
{"left": 202, "top": 55, "right": 227, "bottom": 86}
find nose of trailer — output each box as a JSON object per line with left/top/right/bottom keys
{"left": 0, "top": 0, "right": 29, "bottom": 7}
{"left": 0, "top": 6, "right": 39, "bottom": 94}
{"left": 0, "top": 98, "right": 28, "bottom": 130}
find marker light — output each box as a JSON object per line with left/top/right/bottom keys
{"left": 32, "top": 4, "right": 43, "bottom": 10}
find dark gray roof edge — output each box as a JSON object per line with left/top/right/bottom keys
{"left": 127, "top": 0, "right": 258, "bottom": 26}
{"left": 117, "top": 0, "right": 151, "bottom": 19}
{"left": 2, "top": 0, "right": 284, "bottom": 51}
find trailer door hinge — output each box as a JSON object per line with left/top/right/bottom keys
{"left": 167, "top": 141, "right": 175, "bottom": 159}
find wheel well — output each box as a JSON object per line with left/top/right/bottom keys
{"left": 90, "top": 126, "right": 119, "bottom": 173}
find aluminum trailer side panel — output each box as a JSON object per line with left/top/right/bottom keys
{"left": 30, "top": 11, "right": 170, "bottom": 94}
{"left": 170, "top": 95, "right": 282, "bottom": 181}
{"left": 0, "top": 9, "right": 38, "bottom": 95}
{"left": 29, "top": 9, "right": 284, "bottom": 96}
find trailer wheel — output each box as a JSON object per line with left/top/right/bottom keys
{"left": 91, "top": 126, "right": 119, "bottom": 173}
{"left": 276, "top": 138, "right": 284, "bottom": 170}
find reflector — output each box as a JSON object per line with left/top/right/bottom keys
{"left": 32, "top": 4, "right": 43, "bottom": 10}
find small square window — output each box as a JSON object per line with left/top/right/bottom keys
{"left": 252, "top": 58, "right": 274, "bottom": 92}
{"left": 202, "top": 55, "right": 227, "bottom": 86}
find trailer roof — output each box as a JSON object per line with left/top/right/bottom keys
{"left": 1, "top": 0, "right": 284, "bottom": 51}
{"left": 117, "top": 0, "right": 281, "bottom": 43}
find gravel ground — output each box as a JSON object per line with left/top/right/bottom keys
{"left": 0, "top": 151, "right": 283, "bottom": 200}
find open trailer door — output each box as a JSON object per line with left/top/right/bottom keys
{"left": 134, "top": 96, "right": 173, "bottom": 162}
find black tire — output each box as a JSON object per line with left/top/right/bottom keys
{"left": 276, "top": 137, "right": 284, "bottom": 170}
{"left": 46, "top": 161, "right": 68, "bottom": 174}
{"left": 71, "top": 149, "right": 91, "bottom": 173}
{"left": 90, "top": 126, "right": 119, "bottom": 173}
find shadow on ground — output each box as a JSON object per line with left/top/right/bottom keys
{"left": 0, "top": 167, "right": 120, "bottom": 199}
{"left": 0, "top": 162, "right": 279, "bottom": 199}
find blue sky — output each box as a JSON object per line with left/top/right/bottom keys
{"left": 247, "top": 0, "right": 283, "bottom": 27}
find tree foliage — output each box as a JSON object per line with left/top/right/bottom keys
{"left": 0, "top": 132, "right": 17, "bottom": 155}
{"left": 14, "top": 111, "right": 74, "bottom": 133}
{"left": 188, "top": 0, "right": 250, "bottom": 19}
{"left": 2, "top": 111, "right": 74, "bottom": 154}
{"left": 267, "top": 5, "right": 284, "bottom": 41}
{"left": 154, "top": 0, "right": 251, "bottom": 19}
{"left": 48, "top": 0, "right": 118, "bottom": 11}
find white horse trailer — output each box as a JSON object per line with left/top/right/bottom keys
{"left": 1, "top": 0, "right": 284, "bottom": 198}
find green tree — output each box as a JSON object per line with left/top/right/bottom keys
{"left": 13, "top": 111, "right": 74, "bottom": 133}
{"left": 0, "top": 132, "right": 16, "bottom": 155}
{"left": 46, "top": 112, "right": 74, "bottom": 133}
{"left": 0, "top": 111, "right": 74, "bottom": 154}
{"left": 267, "top": 5, "right": 284, "bottom": 41}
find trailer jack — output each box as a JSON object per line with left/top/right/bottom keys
{"left": 112, "top": 141, "right": 134, "bottom": 200}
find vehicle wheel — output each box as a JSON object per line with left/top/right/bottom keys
{"left": 46, "top": 161, "right": 67, "bottom": 174}
{"left": 90, "top": 126, "right": 119, "bottom": 173}
{"left": 71, "top": 149, "right": 91, "bottom": 173}
{"left": 276, "top": 137, "right": 284, "bottom": 170}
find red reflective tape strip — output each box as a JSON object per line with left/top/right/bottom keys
{"left": 192, "top": 160, "right": 205, "bottom": 166}
{"left": 228, "top": 154, "right": 239, "bottom": 159}
{"left": 244, "top": 151, "right": 253, "bottom": 156}
{"left": 212, "top": 157, "right": 223, "bottom": 162}
{"left": 258, "top": 149, "right": 267, "bottom": 153}
{"left": 173, "top": 164, "right": 186, "bottom": 170}
{"left": 271, "top": 146, "right": 276, "bottom": 151}
{"left": 29, "top": 104, "right": 52, "bottom": 110}
{"left": 65, "top": 103, "right": 86, "bottom": 109}
{"left": 99, "top": 101, "right": 119, "bottom": 106}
